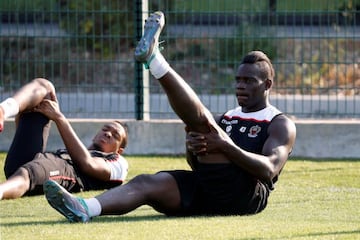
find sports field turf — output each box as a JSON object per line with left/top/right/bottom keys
{"left": 0, "top": 154, "right": 359, "bottom": 240}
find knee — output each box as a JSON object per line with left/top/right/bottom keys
{"left": 129, "top": 172, "right": 176, "bottom": 195}
{"left": 128, "top": 174, "right": 161, "bottom": 195}
{"left": 130, "top": 174, "right": 153, "bottom": 187}
{"left": 32, "top": 78, "right": 56, "bottom": 97}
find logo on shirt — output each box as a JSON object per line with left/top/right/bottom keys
{"left": 239, "top": 126, "right": 247, "bottom": 133}
{"left": 225, "top": 125, "right": 232, "bottom": 136}
{"left": 50, "top": 170, "right": 60, "bottom": 176}
{"left": 248, "top": 125, "right": 261, "bottom": 138}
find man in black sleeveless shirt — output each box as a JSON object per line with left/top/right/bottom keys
{"left": 44, "top": 11, "right": 296, "bottom": 222}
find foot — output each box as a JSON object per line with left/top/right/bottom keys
{"left": 43, "top": 180, "right": 91, "bottom": 223}
{"left": 134, "top": 11, "right": 165, "bottom": 64}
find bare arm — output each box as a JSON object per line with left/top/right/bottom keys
{"left": 185, "top": 126, "right": 198, "bottom": 170}
{"left": 228, "top": 115, "right": 295, "bottom": 181}
{"left": 34, "top": 98, "right": 111, "bottom": 181}
{"left": 187, "top": 115, "right": 296, "bottom": 182}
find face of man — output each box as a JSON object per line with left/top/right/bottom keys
{"left": 92, "top": 122, "right": 126, "bottom": 153}
{"left": 235, "top": 63, "right": 272, "bottom": 112}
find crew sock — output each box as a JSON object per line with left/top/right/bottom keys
{"left": 148, "top": 52, "right": 170, "bottom": 79}
{"left": 84, "top": 197, "right": 102, "bottom": 217}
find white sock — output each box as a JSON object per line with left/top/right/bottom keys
{"left": 84, "top": 197, "right": 102, "bottom": 217}
{"left": 149, "top": 52, "right": 170, "bottom": 79}
{"left": 0, "top": 98, "right": 19, "bottom": 119}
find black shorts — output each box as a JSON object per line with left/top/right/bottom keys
{"left": 163, "top": 163, "right": 269, "bottom": 216}
{"left": 4, "top": 112, "right": 51, "bottom": 178}
{"left": 22, "top": 152, "right": 83, "bottom": 195}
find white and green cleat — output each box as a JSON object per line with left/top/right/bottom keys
{"left": 135, "top": 11, "right": 165, "bottom": 66}
{"left": 44, "top": 180, "right": 90, "bottom": 223}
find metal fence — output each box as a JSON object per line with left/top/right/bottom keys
{"left": 1, "top": 0, "right": 359, "bottom": 119}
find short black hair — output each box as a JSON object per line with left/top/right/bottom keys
{"left": 240, "top": 51, "right": 275, "bottom": 81}
{"left": 114, "top": 120, "right": 129, "bottom": 149}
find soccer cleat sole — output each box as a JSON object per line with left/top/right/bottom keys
{"left": 134, "top": 11, "right": 165, "bottom": 63}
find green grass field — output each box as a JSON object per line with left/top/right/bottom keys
{"left": 0, "top": 154, "right": 359, "bottom": 240}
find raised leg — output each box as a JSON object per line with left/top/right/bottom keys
{"left": 135, "top": 11, "right": 215, "bottom": 133}
{"left": 0, "top": 78, "right": 57, "bottom": 132}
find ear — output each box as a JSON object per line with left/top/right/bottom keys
{"left": 265, "top": 78, "right": 273, "bottom": 90}
{"left": 184, "top": 125, "right": 190, "bottom": 132}
{"left": 117, "top": 147, "right": 124, "bottom": 155}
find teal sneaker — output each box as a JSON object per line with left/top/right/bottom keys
{"left": 44, "top": 180, "right": 91, "bottom": 223}
{"left": 134, "top": 11, "right": 165, "bottom": 65}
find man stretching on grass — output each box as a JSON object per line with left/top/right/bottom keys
{"left": 44, "top": 11, "right": 296, "bottom": 222}
{"left": 0, "top": 78, "right": 128, "bottom": 200}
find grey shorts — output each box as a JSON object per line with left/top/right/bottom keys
{"left": 22, "top": 152, "right": 82, "bottom": 195}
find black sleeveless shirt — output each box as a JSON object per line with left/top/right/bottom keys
{"left": 217, "top": 105, "right": 282, "bottom": 189}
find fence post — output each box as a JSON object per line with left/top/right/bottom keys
{"left": 134, "top": 0, "right": 150, "bottom": 120}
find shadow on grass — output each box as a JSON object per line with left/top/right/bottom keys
{"left": 0, "top": 214, "right": 167, "bottom": 226}
{"left": 289, "top": 157, "right": 360, "bottom": 162}
{"left": 284, "top": 167, "right": 348, "bottom": 173}
{"left": 292, "top": 229, "right": 360, "bottom": 239}
{"left": 1, "top": 209, "right": 224, "bottom": 226}
{"left": 225, "top": 229, "right": 360, "bottom": 240}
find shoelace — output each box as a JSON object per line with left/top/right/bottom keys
{"left": 143, "top": 42, "right": 165, "bottom": 69}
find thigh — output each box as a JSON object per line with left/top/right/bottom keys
{"left": 159, "top": 170, "right": 203, "bottom": 216}
{"left": 4, "top": 112, "right": 50, "bottom": 177}
{"left": 197, "top": 163, "right": 262, "bottom": 215}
